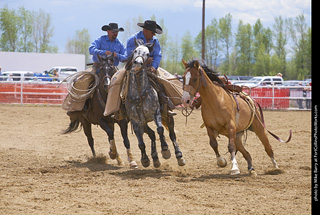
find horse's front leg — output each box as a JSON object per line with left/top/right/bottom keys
{"left": 144, "top": 124, "right": 161, "bottom": 168}
{"left": 207, "top": 127, "right": 227, "bottom": 168}
{"left": 100, "top": 118, "right": 123, "bottom": 165}
{"left": 228, "top": 127, "right": 240, "bottom": 175}
{"left": 132, "top": 121, "right": 150, "bottom": 168}
{"left": 164, "top": 115, "right": 186, "bottom": 166}
{"left": 154, "top": 109, "right": 171, "bottom": 159}
{"left": 118, "top": 119, "right": 137, "bottom": 168}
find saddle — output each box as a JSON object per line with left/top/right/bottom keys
{"left": 103, "top": 67, "right": 184, "bottom": 117}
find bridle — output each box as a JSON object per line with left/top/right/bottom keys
{"left": 183, "top": 66, "right": 207, "bottom": 97}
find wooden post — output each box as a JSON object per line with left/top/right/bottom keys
{"left": 202, "top": 0, "right": 205, "bottom": 61}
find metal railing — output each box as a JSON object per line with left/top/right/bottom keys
{"left": 0, "top": 76, "right": 312, "bottom": 110}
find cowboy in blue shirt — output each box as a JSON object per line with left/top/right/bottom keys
{"left": 126, "top": 20, "right": 162, "bottom": 73}
{"left": 89, "top": 23, "right": 126, "bottom": 67}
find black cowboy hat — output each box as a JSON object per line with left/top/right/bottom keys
{"left": 137, "top": 20, "right": 162, "bottom": 34}
{"left": 101, "top": 23, "right": 124, "bottom": 32}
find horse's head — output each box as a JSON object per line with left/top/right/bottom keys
{"left": 97, "top": 53, "right": 116, "bottom": 89}
{"left": 181, "top": 59, "right": 202, "bottom": 107}
{"left": 126, "top": 38, "right": 155, "bottom": 71}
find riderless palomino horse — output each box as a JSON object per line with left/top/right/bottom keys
{"left": 64, "top": 54, "right": 137, "bottom": 168}
{"left": 181, "top": 59, "right": 291, "bottom": 176}
{"left": 124, "top": 39, "right": 186, "bottom": 168}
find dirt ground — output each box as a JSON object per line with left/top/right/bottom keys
{"left": 0, "top": 104, "right": 311, "bottom": 214}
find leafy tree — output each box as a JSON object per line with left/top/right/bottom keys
{"left": 219, "top": 13, "right": 232, "bottom": 73}
{"left": 65, "top": 28, "right": 91, "bottom": 64}
{"left": 0, "top": 6, "right": 20, "bottom": 51}
{"left": 181, "top": 31, "right": 199, "bottom": 61}
{"left": 18, "top": 6, "right": 33, "bottom": 52}
{"left": 288, "top": 13, "right": 310, "bottom": 79}
{"left": 273, "top": 16, "right": 288, "bottom": 77}
{"left": 32, "top": 9, "right": 57, "bottom": 53}
{"left": 235, "top": 20, "right": 253, "bottom": 75}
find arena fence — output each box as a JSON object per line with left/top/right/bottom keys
{"left": 0, "top": 77, "right": 312, "bottom": 110}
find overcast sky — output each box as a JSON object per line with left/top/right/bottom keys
{"left": 1, "top": 0, "right": 312, "bottom": 52}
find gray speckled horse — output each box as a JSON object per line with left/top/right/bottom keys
{"left": 124, "top": 39, "right": 185, "bottom": 168}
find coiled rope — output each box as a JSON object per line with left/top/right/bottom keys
{"left": 59, "top": 71, "right": 100, "bottom": 101}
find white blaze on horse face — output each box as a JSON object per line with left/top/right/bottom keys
{"left": 182, "top": 71, "right": 191, "bottom": 107}
{"left": 133, "top": 46, "right": 149, "bottom": 69}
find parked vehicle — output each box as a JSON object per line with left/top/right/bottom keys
{"left": 236, "top": 76, "right": 283, "bottom": 87}
{"left": 227, "top": 76, "right": 253, "bottom": 84}
{"left": 47, "top": 67, "right": 78, "bottom": 81}
{"left": 2, "top": 71, "right": 34, "bottom": 81}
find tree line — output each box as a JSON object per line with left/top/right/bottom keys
{"left": 0, "top": 6, "right": 57, "bottom": 53}
{"left": 0, "top": 5, "right": 311, "bottom": 80}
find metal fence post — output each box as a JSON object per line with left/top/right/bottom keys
{"left": 272, "top": 85, "right": 274, "bottom": 110}
{"left": 20, "top": 79, "right": 23, "bottom": 105}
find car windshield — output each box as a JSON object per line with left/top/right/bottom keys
{"left": 248, "top": 77, "right": 261, "bottom": 83}
{"left": 61, "top": 68, "right": 77, "bottom": 72}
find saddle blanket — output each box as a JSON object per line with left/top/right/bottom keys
{"left": 103, "top": 67, "right": 183, "bottom": 116}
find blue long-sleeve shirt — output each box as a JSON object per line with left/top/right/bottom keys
{"left": 126, "top": 31, "right": 162, "bottom": 69}
{"left": 89, "top": 35, "right": 126, "bottom": 66}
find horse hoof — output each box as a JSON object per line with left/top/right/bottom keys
{"left": 161, "top": 149, "right": 171, "bottom": 159}
{"left": 177, "top": 157, "right": 186, "bottom": 166}
{"left": 141, "top": 158, "right": 150, "bottom": 168}
{"left": 109, "top": 151, "right": 117, "bottom": 160}
{"left": 230, "top": 168, "right": 240, "bottom": 175}
{"left": 217, "top": 156, "right": 227, "bottom": 168}
{"left": 250, "top": 170, "right": 258, "bottom": 178}
{"left": 130, "top": 161, "right": 138, "bottom": 169}
{"left": 153, "top": 159, "right": 161, "bottom": 168}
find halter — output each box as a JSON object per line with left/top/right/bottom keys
{"left": 183, "top": 66, "right": 207, "bottom": 97}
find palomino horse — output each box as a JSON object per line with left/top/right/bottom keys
{"left": 64, "top": 54, "right": 137, "bottom": 168}
{"left": 181, "top": 59, "right": 291, "bottom": 176}
{"left": 124, "top": 39, "right": 185, "bottom": 168}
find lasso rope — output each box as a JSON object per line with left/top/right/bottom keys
{"left": 58, "top": 71, "right": 100, "bottom": 101}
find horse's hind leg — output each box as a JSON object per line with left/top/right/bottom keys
{"left": 163, "top": 115, "right": 186, "bottom": 166}
{"left": 154, "top": 109, "right": 171, "bottom": 159}
{"left": 81, "top": 118, "right": 96, "bottom": 157}
{"left": 236, "top": 131, "right": 256, "bottom": 177}
{"left": 132, "top": 121, "right": 150, "bottom": 168}
{"left": 144, "top": 124, "right": 160, "bottom": 168}
{"left": 251, "top": 118, "right": 279, "bottom": 169}
{"left": 118, "top": 119, "right": 137, "bottom": 168}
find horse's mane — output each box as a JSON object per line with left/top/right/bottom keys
{"left": 187, "top": 59, "right": 224, "bottom": 87}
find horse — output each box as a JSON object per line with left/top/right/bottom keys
{"left": 124, "top": 38, "right": 186, "bottom": 168}
{"left": 181, "top": 59, "right": 291, "bottom": 176}
{"left": 63, "top": 53, "right": 137, "bottom": 168}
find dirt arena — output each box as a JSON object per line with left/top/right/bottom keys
{"left": 0, "top": 104, "right": 311, "bottom": 214}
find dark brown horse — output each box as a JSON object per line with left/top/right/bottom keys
{"left": 64, "top": 54, "right": 137, "bottom": 168}
{"left": 181, "top": 59, "right": 291, "bottom": 176}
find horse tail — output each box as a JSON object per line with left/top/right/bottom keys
{"left": 63, "top": 112, "right": 81, "bottom": 134}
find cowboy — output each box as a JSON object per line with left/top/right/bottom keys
{"left": 62, "top": 23, "right": 126, "bottom": 112}
{"left": 126, "top": 20, "right": 162, "bottom": 73}
{"left": 89, "top": 23, "right": 126, "bottom": 72}
{"left": 103, "top": 20, "right": 182, "bottom": 118}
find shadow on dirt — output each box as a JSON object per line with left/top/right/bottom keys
{"left": 110, "top": 168, "right": 172, "bottom": 180}
{"left": 65, "top": 155, "right": 122, "bottom": 172}
{"left": 191, "top": 173, "right": 250, "bottom": 182}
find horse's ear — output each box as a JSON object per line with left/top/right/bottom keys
{"left": 147, "top": 41, "right": 155, "bottom": 53}
{"left": 182, "top": 59, "right": 188, "bottom": 68}
{"left": 111, "top": 52, "right": 114, "bottom": 58}
{"left": 134, "top": 38, "right": 139, "bottom": 47}
{"left": 194, "top": 61, "right": 200, "bottom": 69}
